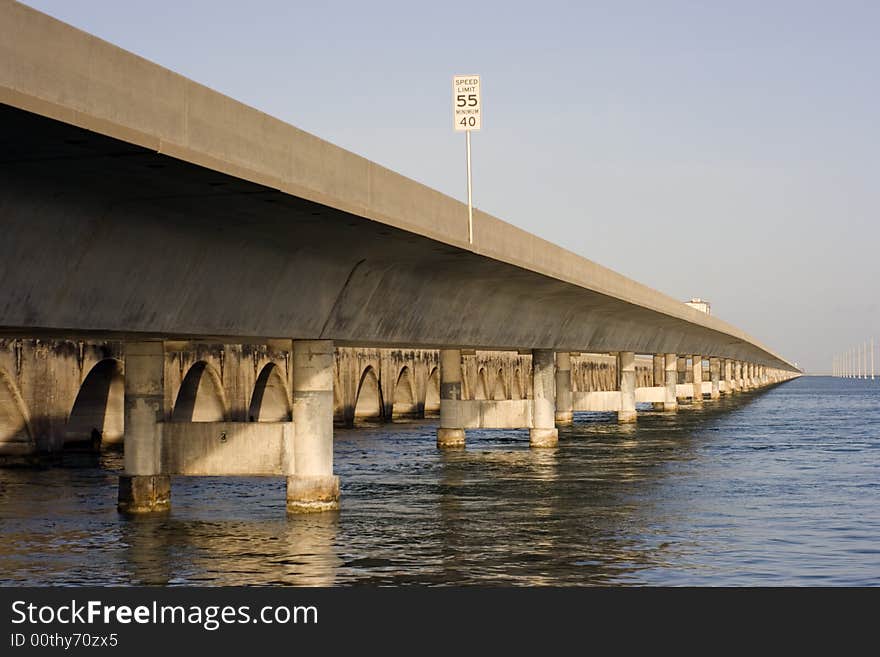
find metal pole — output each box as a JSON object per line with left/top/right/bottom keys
{"left": 466, "top": 129, "right": 473, "bottom": 245}
{"left": 872, "top": 337, "right": 875, "bottom": 381}
{"left": 863, "top": 342, "right": 867, "bottom": 380}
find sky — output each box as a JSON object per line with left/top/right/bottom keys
{"left": 20, "top": 0, "right": 880, "bottom": 374}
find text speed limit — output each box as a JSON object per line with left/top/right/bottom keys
{"left": 453, "top": 75, "right": 481, "bottom": 131}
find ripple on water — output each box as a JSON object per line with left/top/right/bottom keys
{"left": 0, "top": 377, "right": 879, "bottom": 585}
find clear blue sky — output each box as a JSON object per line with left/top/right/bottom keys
{"left": 21, "top": 1, "right": 880, "bottom": 373}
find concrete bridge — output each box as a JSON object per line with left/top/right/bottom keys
{"left": 0, "top": 4, "right": 799, "bottom": 513}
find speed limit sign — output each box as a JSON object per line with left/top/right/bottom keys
{"left": 453, "top": 75, "right": 481, "bottom": 131}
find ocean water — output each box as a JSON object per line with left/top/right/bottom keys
{"left": 1, "top": 376, "right": 877, "bottom": 586}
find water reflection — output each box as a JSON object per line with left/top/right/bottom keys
{"left": 1, "top": 379, "right": 878, "bottom": 585}
{"left": 119, "top": 489, "right": 341, "bottom": 586}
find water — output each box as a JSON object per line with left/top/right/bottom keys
{"left": 1, "top": 377, "right": 878, "bottom": 586}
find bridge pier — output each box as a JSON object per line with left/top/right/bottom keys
{"left": 676, "top": 356, "right": 688, "bottom": 402}
{"left": 652, "top": 355, "right": 666, "bottom": 410}
{"left": 287, "top": 340, "right": 339, "bottom": 513}
{"left": 554, "top": 352, "right": 573, "bottom": 425}
{"left": 691, "top": 355, "right": 704, "bottom": 405}
{"left": 710, "top": 357, "right": 721, "bottom": 399}
{"left": 437, "top": 349, "right": 466, "bottom": 448}
{"left": 664, "top": 353, "right": 678, "bottom": 411}
{"left": 530, "top": 349, "right": 558, "bottom": 447}
{"left": 118, "top": 341, "right": 170, "bottom": 514}
{"left": 618, "top": 351, "right": 637, "bottom": 423}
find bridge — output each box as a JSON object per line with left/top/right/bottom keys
{"left": 0, "top": 3, "right": 799, "bottom": 513}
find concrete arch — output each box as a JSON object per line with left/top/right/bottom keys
{"left": 66, "top": 358, "right": 124, "bottom": 448}
{"left": 172, "top": 361, "right": 227, "bottom": 422}
{"left": 392, "top": 366, "right": 418, "bottom": 419}
{"left": 249, "top": 363, "right": 291, "bottom": 422}
{"left": 354, "top": 366, "right": 382, "bottom": 421}
{"left": 491, "top": 368, "right": 507, "bottom": 401}
{"left": 474, "top": 367, "right": 489, "bottom": 400}
{"left": 424, "top": 366, "right": 440, "bottom": 417}
{"left": 333, "top": 371, "right": 344, "bottom": 422}
{"left": 0, "top": 367, "right": 35, "bottom": 456}
{"left": 512, "top": 368, "right": 524, "bottom": 400}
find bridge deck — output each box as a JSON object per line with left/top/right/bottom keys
{"left": 0, "top": 3, "right": 797, "bottom": 370}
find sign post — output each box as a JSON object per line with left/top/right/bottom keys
{"left": 453, "top": 75, "right": 481, "bottom": 244}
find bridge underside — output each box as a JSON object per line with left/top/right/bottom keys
{"left": 0, "top": 104, "right": 789, "bottom": 368}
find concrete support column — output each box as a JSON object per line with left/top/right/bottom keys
{"left": 652, "top": 355, "right": 664, "bottom": 386}
{"left": 530, "top": 349, "right": 559, "bottom": 447}
{"left": 118, "top": 341, "right": 170, "bottom": 513}
{"left": 288, "top": 340, "right": 339, "bottom": 513}
{"left": 736, "top": 361, "right": 745, "bottom": 390}
{"left": 652, "top": 355, "right": 665, "bottom": 410}
{"left": 618, "top": 351, "right": 637, "bottom": 423}
{"left": 555, "top": 351, "right": 573, "bottom": 425}
{"left": 437, "top": 349, "right": 465, "bottom": 447}
{"left": 664, "top": 353, "right": 678, "bottom": 412}
{"left": 691, "top": 355, "right": 703, "bottom": 404}
{"left": 709, "top": 357, "right": 721, "bottom": 399}
{"left": 746, "top": 363, "right": 754, "bottom": 389}
{"left": 723, "top": 359, "right": 733, "bottom": 393}
{"left": 676, "top": 356, "right": 688, "bottom": 401}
